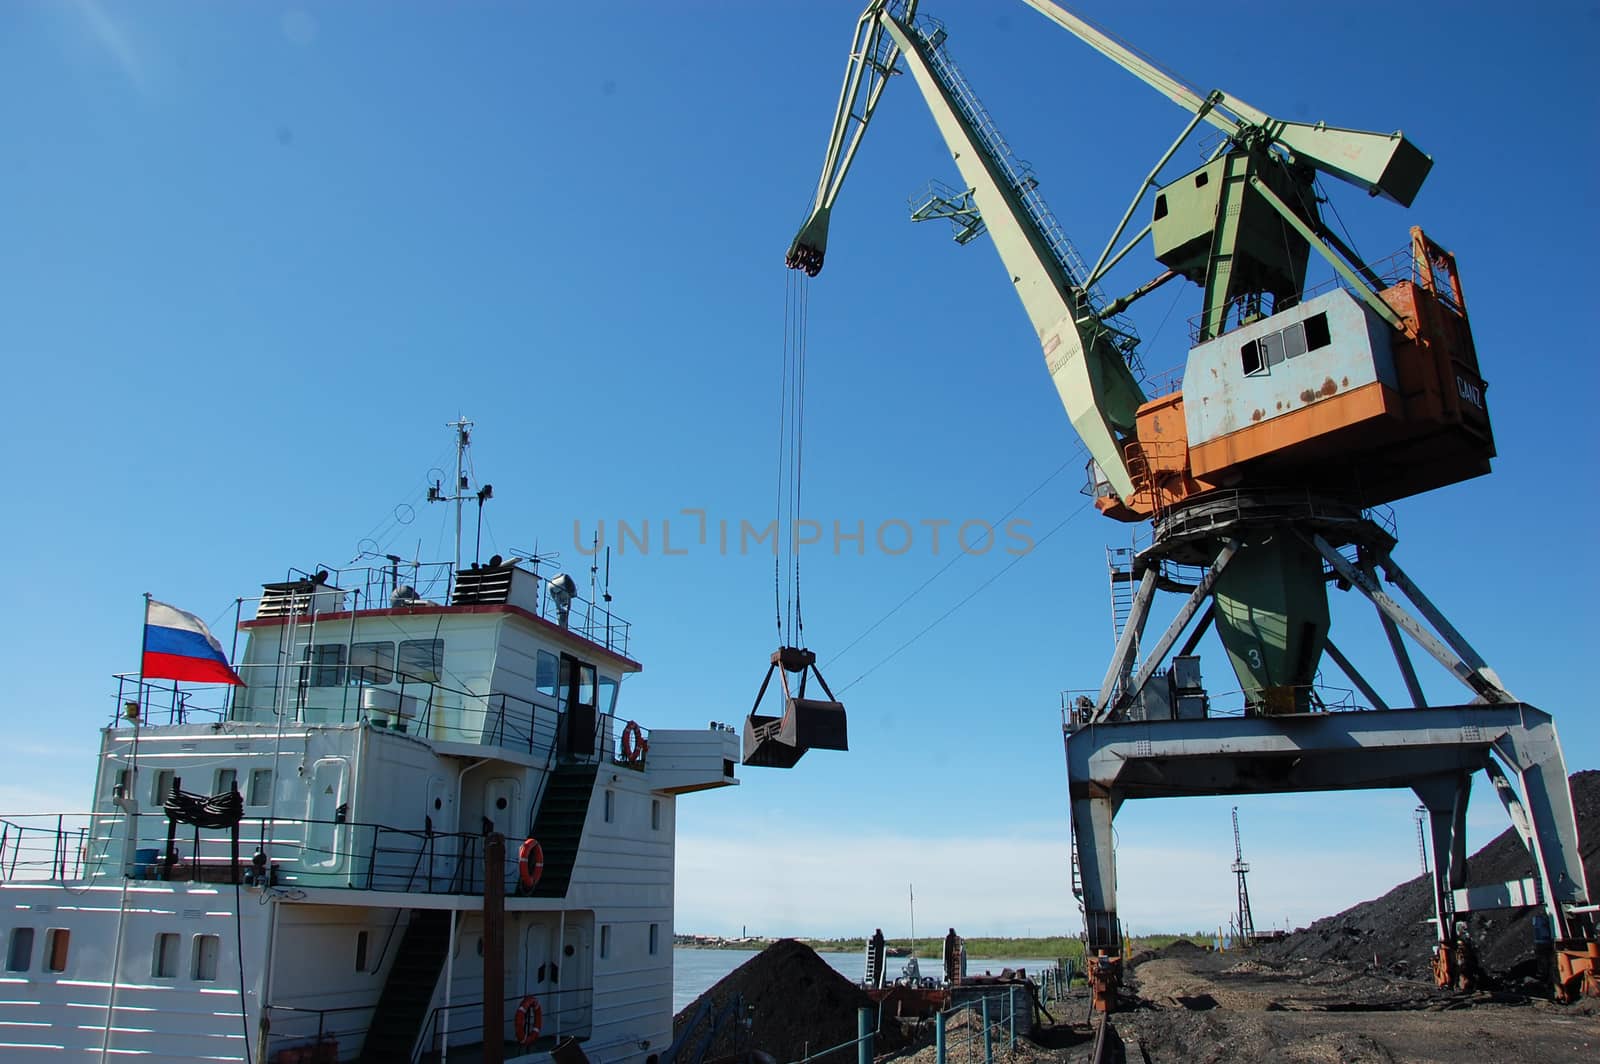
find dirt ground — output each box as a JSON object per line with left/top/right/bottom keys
{"left": 1009, "top": 943, "right": 1600, "bottom": 1064}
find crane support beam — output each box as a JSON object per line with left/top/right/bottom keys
{"left": 1066, "top": 702, "right": 1595, "bottom": 965}
{"left": 1322, "top": 637, "right": 1390, "bottom": 712}
{"left": 1246, "top": 175, "right": 1407, "bottom": 333}
{"left": 1018, "top": 0, "right": 1433, "bottom": 205}
{"left": 879, "top": 12, "right": 1143, "bottom": 497}
{"left": 1119, "top": 540, "right": 1238, "bottom": 711}
{"left": 1312, "top": 534, "right": 1511, "bottom": 704}
{"left": 1093, "top": 566, "right": 1158, "bottom": 716}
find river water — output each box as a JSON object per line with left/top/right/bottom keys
{"left": 672, "top": 948, "right": 1057, "bottom": 1013}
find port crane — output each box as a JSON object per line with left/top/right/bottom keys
{"left": 781, "top": 0, "right": 1598, "bottom": 1007}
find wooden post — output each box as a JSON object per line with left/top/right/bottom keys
{"left": 484, "top": 833, "right": 506, "bottom": 1064}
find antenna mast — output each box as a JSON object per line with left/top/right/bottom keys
{"left": 428, "top": 417, "right": 475, "bottom": 576}
{"left": 1231, "top": 807, "right": 1255, "bottom": 946}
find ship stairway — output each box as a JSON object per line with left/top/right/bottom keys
{"left": 358, "top": 908, "right": 451, "bottom": 1064}
{"left": 526, "top": 762, "right": 599, "bottom": 898}
{"left": 901, "top": 9, "right": 1143, "bottom": 372}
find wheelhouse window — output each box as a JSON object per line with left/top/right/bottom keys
{"left": 151, "top": 769, "right": 176, "bottom": 806}
{"left": 599, "top": 677, "right": 619, "bottom": 715}
{"left": 535, "top": 651, "right": 559, "bottom": 699}
{"left": 398, "top": 639, "right": 443, "bottom": 684}
{"left": 214, "top": 768, "right": 237, "bottom": 796}
{"left": 300, "top": 644, "right": 347, "bottom": 687}
{"left": 349, "top": 641, "right": 395, "bottom": 685}
{"left": 558, "top": 656, "right": 597, "bottom": 711}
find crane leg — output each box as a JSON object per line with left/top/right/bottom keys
{"left": 1071, "top": 791, "right": 1122, "bottom": 1011}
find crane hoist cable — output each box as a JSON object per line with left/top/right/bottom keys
{"left": 774, "top": 269, "right": 810, "bottom": 646}
{"left": 740, "top": 269, "right": 849, "bottom": 770}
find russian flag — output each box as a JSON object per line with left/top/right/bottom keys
{"left": 143, "top": 600, "right": 245, "bottom": 686}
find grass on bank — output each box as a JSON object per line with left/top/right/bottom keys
{"left": 680, "top": 933, "right": 1210, "bottom": 964}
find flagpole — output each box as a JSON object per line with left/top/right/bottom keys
{"left": 131, "top": 593, "right": 150, "bottom": 789}
{"left": 102, "top": 593, "right": 150, "bottom": 1063}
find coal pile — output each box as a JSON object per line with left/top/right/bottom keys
{"left": 1258, "top": 770, "right": 1600, "bottom": 982}
{"left": 674, "top": 940, "right": 900, "bottom": 1062}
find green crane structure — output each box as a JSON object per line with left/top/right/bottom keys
{"left": 784, "top": 0, "right": 1598, "bottom": 1008}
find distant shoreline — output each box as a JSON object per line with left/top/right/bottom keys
{"left": 673, "top": 934, "right": 1193, "bottom": 961}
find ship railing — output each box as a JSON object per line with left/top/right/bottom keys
{"left": 51, "top": 809, "right": 540, "bottom": 895}
{"left": 412, "top": 984, "right": 596, "bottom": 1063}
{"left": 275, "top": 557, "right": 633, "bottom": 658}
{"left": 110, "top": 673, "right": 228, "bottom": 726}
{"left": 0, "top": 813, "right": 98, "bottom": 883}
{"left": 262, "top": 1001, "right": 365, "bottom": 1063}
{"left": 108, "top": 666, "right": 647, "bottom": 770}
{"left": 1061, "top": 681, "right": 1367, "bottom": 729}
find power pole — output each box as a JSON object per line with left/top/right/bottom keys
{"left": 1231, "top": 807, "right": 1255, "bottom": 947}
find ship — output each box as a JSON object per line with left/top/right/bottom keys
{"left": 0, "top": 425, "right": 742, "bottom": 1063}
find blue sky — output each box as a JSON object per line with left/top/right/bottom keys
{"left": 2, "top": 1, "right": 1596, "bottom": 939}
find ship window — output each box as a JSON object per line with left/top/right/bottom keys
{"left": 599, "top": 677, "right": 618, "bottom": 715}
{"left": 398, "top": 639, "right": 443, "bottom": 684}
{"left": 600, "top": 925, "right": 611, "bottom": 959}
{"left": 300, "top": 644, "right": 347, "bottom": 687}
{"left": 1240, "top": 338, "right": 1265, "bottom": 377}
{"left": 1282, "top": 321, "right": 1309, "bottom": 360}
{"left": 349, "top": 641, "right": 395, "bottom": 685}
{"left": 192, "top": 934, "right": 220, "bottom": 981}
{"left": 248, "top": 769, "right": 274, "bottom": 807}
{"left": 45, "top": 929, "right": 69, "bottom": 972}
{"left": 1153, "top": 193, "right": 1168, "bottom": 221}
{"left": 604, "top": 789, "right": 615, "bottom": 824}
{"left": 6, "top": 927, "right": 33, "bottom": 972}
{"left": 1260, "top": 329, "right": 1286, "bottom": 368}
{"left": 536, "top": 651, "right": 559, "bottom": 699}
{"left": 649, "top": 923, "right": 659, "bottom": 955}
{"left": 1304, "top": 311, "right": 1331, "bottom": 352}
{"left": 214, "top": 768, "right": 238, "bottom": 796}
{"left": 153, "top": 932, "right": 180, "bottom": 978}
{"left": 355, "top": 931, "right": 369, "bottom": 972}
{"left": 651, "top": 799, "right": 661, "bottom": 831}
{"left": 152, "top": 769, "right": 176, "bottom": 806}
{"left": 1194, "top": 169, "right": 1210, "bottom": 188}
{"left": 111, "top": 767, "right": 132, "bottom": 800}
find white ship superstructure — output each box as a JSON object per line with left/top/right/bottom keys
{"left": 0, "top": 551, "right": 739, "bottom": 1063}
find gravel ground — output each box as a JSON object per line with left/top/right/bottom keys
{"left": 969, "top": 944, "right": 1600, "bottom": 1064}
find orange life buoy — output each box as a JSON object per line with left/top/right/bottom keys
{"left": 514, "top": 994, "right": 543, "bottom": 1045}
{"left": 517, "top": 837, "right": 544, "bottom": 890}
{"left": 621, "top": 720, "right": 647, "bottom": 763}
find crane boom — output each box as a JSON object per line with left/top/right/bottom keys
{"left": 790, "top": 1, "right": 1145, "bottom": 498}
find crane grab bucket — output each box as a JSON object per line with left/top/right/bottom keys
{"left": 742, "top": 646, "right": 849, "bottom": 768}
